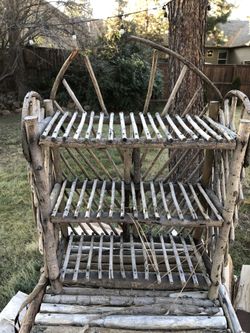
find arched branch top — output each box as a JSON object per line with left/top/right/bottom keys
{"left": 129, "top": 35, "right": 223, "bottom": 101}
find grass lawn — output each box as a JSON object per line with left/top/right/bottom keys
{"left": 0, "top": 114, "right": 42, "bottom": 311}
{"left": 0, "top": 113, "right": 249, "bottom": 310}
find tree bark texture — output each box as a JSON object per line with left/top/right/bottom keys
{"left": 167, "top": 0, "right": 209, "bottom": 182}
{"left": 167, "top": 0, "right": 208, "bottom": 113}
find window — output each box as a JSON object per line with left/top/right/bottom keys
{"left": 218, "top": 51, "right": 228, "bottom": 64}
{"left": 207, "top": 50, "right": 213, "bottom": 57}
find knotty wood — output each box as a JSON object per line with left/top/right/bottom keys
{"left": 24, "top": 115, "right": 60, "bottom": 288}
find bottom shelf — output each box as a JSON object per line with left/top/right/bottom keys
{"left": 32, "top": 287, "right": 227, "bottom": 332}
{"left": 60, "top": 233, "right": 211, "bottom": 290}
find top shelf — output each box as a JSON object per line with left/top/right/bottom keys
{"left": 40, "top": 111, "right": 237, "bottom": 149}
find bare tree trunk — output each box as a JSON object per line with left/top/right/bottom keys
{"left": 167, "top": 0, "right": 208, "bottom": 181}
{"left": 167, "top": 0, "right": 208, "bottom": 112}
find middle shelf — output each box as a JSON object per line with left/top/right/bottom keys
{"left": 51, "top": 179, "right": 223, "bottom": 227}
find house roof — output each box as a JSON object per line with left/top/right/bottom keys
{"left": 206, "top": 20, "right": 250, "bottom": 48}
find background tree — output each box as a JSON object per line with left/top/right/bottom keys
{"left": 104, "top": 0, "right": 168, "bottom": 43}
{"left": 207, "top": 0, "right": 234, "bottom": 45}
{"left": 0, "top": 0, "right": 92, "bottom": 98}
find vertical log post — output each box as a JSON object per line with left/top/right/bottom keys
{"left": 208, "top": 119, "right": 250, "bottom": 300}
{"left": 44, "top": 99, "right": 67, "bottom": 239}
{"left": 24, "top": 115, "right": 61, "bottom": 292}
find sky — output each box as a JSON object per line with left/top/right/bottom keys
{"left": 91, "top": 0, "right": 250, "bottom": 20}
{"left": 230, "top": 0, "right": 250, "bottom": 19}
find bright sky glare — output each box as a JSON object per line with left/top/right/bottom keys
{"left": 91, "top": 0, "right": 250, "bottom": 20}
{"left": 91, "top": 0, "right": 116, "bottom": 18}
{"left": 230, "top": 0, "right": 250, "bottom": 20}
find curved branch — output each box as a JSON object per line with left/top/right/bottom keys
{"left": 224, "top": 90, "right": 250, "bottom": 115}
{"left": 50, "top": 49, "right": 79, "bottom": 101}
{"left": 129, "top": 35, "right": 223, "bottom": 101}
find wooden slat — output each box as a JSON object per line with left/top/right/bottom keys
{"left": 150, "top": 235, "right": 161, "bottom": 284}
{"left": 155, "top": 113, "right": 173, "bottom": 141}
{"left": 85, "top": 111, "right": 95, "bottom": 140}
{"left": 160, "top": 234, "right": 173, "bottom": 284}
{"left": 178, "top": 182, "right": 198, "bottom": 220}
{"left": 197, "top": 183, "right": 223, "bottom": 221}
{"left": 186, "top": 115, "right": 211, "bottom": 141}
{"left": 189, "top": 235, "right": 211, "bottom": 286}
{"left": 52, "top": 180, "right": 67, "bottom": 217}
{"left": 140, "top": 181, "right": 149, "bottom": 220}
{"left": 130, "top": 231, "right": 138, "bottom": 280}
{"left": 73, "top": 234, "right": 83, "bottom": 282}
{"left": 180, "top": 236, "right": 199, "bottom": 286}
{"left": 142, "top": 240, "right": 149, "bottom": 280}
{"left": 169, "top": 182, "right": 184, "bottom": 220}
{"left": 188, "top": 184, "right": 210, "bottom": 220}
{"left": 41, "top": 110, "right": 61, "bottom": 138}
{"left": 85, "top": 180, "right": 98, "bottom": 218}
{"left": 170, "top": 234, "right": 186, "bottom": 286}
{"left": 130, "top": 112, "right": 139, "bottom": 140}
{"left": 159, "top": 182, "right": 171, "bottom": 220}
{"left": 74, "top": 180, "right": 88, "bottom": 218}
{"left": 120, "top": 181, "right": 125, "bottom": 219}
{"left": 51, "top": 112, "right": 69, "bottom": 141}
{"left": 97, "top": 181, "right": 106, "bottom": 219}
{"left": 96, "top": 112, "right": 105, "bottom": 140}
{"left": 120, "top": 234, "right": 126, "bottom": 278}
{"left": 147, "top": 113, "right": 162, "bottom": 139}
{"left": 63, "top": 178, "right": 78, "bottom": 218}
{"left": 131, "top": 182, "right": 138, "bottom": 219}
{"left": 204, "top": 116, "right": 236, "bottom": 141}
{"left": 150, "top": 181, "right": 160, "bottom": 220}
{"left": 119, "top": 112, "right": 127, "bottom": 141}
{"left": 109, "top": 181, "right": 116, "bottom": 218}
{"left": 98, "top": 233, "right": 103, "bottom": 279}
{"left": 73, "top": 112, "right": 87, "bottom": 140}
{"left": 139, "top": 112, "right": 152, "bottom": 140}
{"left": 109, "top": 233, "right": 114, "bottom": 279}
{"left": 108, "top": 112, "right": 114, "bottom": 142}
{"left": 85, "top": 234, "right": 94, "bottom": 280}
{"left": 175, "top": 115, "right": 198, "bottom": 140}
{"left": 166, "top": 114, "right": 186, "bottom": 140}
{"left": 194, "top": 115, "right": 223, "bottom": 141}
{"left": 63, "top": 112, "right": 78, "bottom": 141}
{"left": 61, "top": 233, "right": 74, "bottom": 280}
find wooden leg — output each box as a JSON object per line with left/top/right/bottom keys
{"left": 209, "top": 120, "right": 250, "bottom": 300}
{"left": 24, "top": 115, "right": 61, "bottom": 290}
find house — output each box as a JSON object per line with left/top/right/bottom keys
{"left": 205, "top": 20, "right": 250, "bottom": 64}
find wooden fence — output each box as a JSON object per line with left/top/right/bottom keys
{"left": 1, "top": 47, "right": 250, "bottom": 99}
{"left": 158, "top": 61, "right": 250, "bottom": 99}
